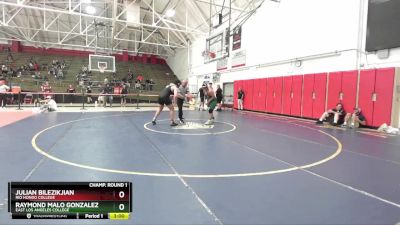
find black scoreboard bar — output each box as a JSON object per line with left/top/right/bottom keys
{"left": 8, "top": 182, "right": 132, "bottom": 220}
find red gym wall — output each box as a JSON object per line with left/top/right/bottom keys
{"left": 3, "top": 41, "right": 167, "bottom": 65}
{"left": 234, "top": 67, "right": 399, "bottom": 127}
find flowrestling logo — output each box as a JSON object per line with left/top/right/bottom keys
{"left": 172, "top": 122, "right": 214, "bottom": 129}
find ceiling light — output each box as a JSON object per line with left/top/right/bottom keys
{"left": 166, "top": 9, "right": 175, "bottom": 17}
{"left": 85, "top": 5, "right": 96, "bottom": 15}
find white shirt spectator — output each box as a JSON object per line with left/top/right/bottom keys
{"left": 47, "top": 99, "right": 58, "bottom": 111}
{"left": 0, "top": 84, "right": 10, "bottom": 93}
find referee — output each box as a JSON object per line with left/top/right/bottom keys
{"left": 177, "top": 79, "right": 189, "bottom": 124}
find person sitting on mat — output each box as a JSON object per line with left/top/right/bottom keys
{"left": 204, "top": 83, "right": 217, "bottom": 125}
{"left": 40, "top": 96, "right": 58, "bottom": 112}
{"left": 341, "top": 107, "right": 366, "bottom": 128}
{"left": 151, "top": 80, "right": 180, "bottom": 126}
{"left": 316, "top": 103, "right": 345, "bottom": 126}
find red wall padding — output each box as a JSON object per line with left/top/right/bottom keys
{"left": 233, "top": 67, "right": 395, "bottom": 127}
{"left": 291, "top": 75, "right": 303, "bottom": 117}
{"left": 372, "top": 68, "right": 395, "bottom": 127}
{"left": 282, "top": 76, "right": 293, "bottom": 115}
{"left": 302, "top": 74, "right": 315, "bottom": 118}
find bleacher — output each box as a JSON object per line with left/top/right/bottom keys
{"left": 0, "top": 51, "right": 178, "bottom": 94}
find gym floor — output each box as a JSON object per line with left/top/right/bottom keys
{"left": 0, "top": 109, "right": 400, "bottom": 224}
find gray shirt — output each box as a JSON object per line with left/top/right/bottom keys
{"left": 177, "top": 85, "right": 188, "bottom": 99}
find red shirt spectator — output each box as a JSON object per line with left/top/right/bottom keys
{"left": 136, "top": 74, "right": 144, "bottom": 82}
{"left": 41, "top": 82, "right": 53, "bottom": 98}
{"left": 34, "top": 63, "right": 39, "bottom": 71}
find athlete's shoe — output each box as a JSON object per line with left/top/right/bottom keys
{"left": 152, "top": 120, "right": 156, "bottom": 125}
{"left": 315, "top": 120, "right": 323, "bottom": 125}
{"left": 204, "top": 119, "right": 214, "bottom": 125}
{"left": 170, "top": 121, "right": 178, "bottom": 126}
{"left": 179, "top": 118, "right": 185, "bottom": 124}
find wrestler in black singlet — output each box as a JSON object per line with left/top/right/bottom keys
{"left": 158, "top": 84, "right": 174, "bottom": 105}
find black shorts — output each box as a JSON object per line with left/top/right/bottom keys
{"left": 216, "top": 97, "right": 223, "bottom": 103}
{"left": 158, "top": 96, "right": 172, "bottom": 106}
{"left": 326, "top": 113, "right": 344, "bottom": 124}
{"left": 200, "top": 97, "right": 204, "bottom": 103}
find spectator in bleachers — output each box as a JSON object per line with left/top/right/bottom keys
{"left": 82, "top": 65, "right": 88, "bottom": 73}
{"left": 66, "top": 84, "right": 76, "bottom": 104}
{"left": 136, "top": 74, "right": 143, "bottom": 83}
{"left": 28, "top": 61, "right": 34, "bottom": 71}
{"left": 34, "top": 62, "right": 39, "bottom": 71}
{"left": 41, "top": 81, "right": 52, "bottom": 98}
{"left": 7, "top": 52, "right": 13, "bottom": 62}
{"left": 127, "top": 69, "right": 133, "bottom": 82}
{"left": 104, "top": 77, "right": 109, "bottom": 85}
{"left": 9, "top": 68, "right": 16, "bottom": 78}
{"left": 0, "top": 79, "right": 10, "bottom": 108}
{"left": 1, "top": 64, "right": 8, "bottom": 75}
{"left": 56, "top": 69, "right": 64, "bottom": 79}
{"left": 134, "top": 80, "right": 141, "bottom": 90}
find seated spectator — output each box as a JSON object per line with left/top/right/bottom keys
{"left": 32, "top": 72, "right": 42, "bottom": 80}
{"left": 149, "top": 79, "right": 155, "bottom": 91}
{"left": 41, "top": 81, "right": 52, "bottom": 98}
{"left": 7, "top": 52, "right": 13, "bottom": 62}
{"left": 134, "top": 81, "right": 141, "bottom": 90}
{"left": 9, "top": 68, "right": 16, "bottom": 78}
{"left": 136, "top": 74, "right": 144, "bottom": 83}
{"left": 40, "top": 96, "right": 58, "bottom": 112}
{"left": 104, "top": 77, "right": 109, "bottom": 84}
{"left": 28, "top": 61, "right": 34, "bottom": 71}
{"left": 1, "top": 65, "right": 8, "bottom": 75}
{"left": 82, "top": 65, "right": 88, "bottom": 73}
{"left": 341, "top": 107, "right": 366, "bottom": 128}
{"left": 56, "top": 69, "right": 64, "bottom": 79}
{"left": 34, "top": 62, "right": 39, "bottom": 71}
{"left": 127, "top": 70, "right": 133, "bottom": 82}
{"left": 316, "top": 103, "right": 345, "bottom": 126}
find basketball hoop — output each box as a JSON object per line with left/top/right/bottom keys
{"left": 210, "top": 52, "right": 216, "bottom": 59}
{"left": 99, "top": 65, "right": 106, "bottom": 73}
{"left": 202, "top": 50, "right": 216, "bottom": 61}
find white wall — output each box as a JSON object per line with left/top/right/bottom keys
{"left": 166, "top": 46, "right": 190, "bottom": 81}
{"left": 167, "top": 0, "right": 400, "bottom": 83}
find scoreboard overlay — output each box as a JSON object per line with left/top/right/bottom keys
{"left": 8, "top": 182, "right": 132, "bottom": 220}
